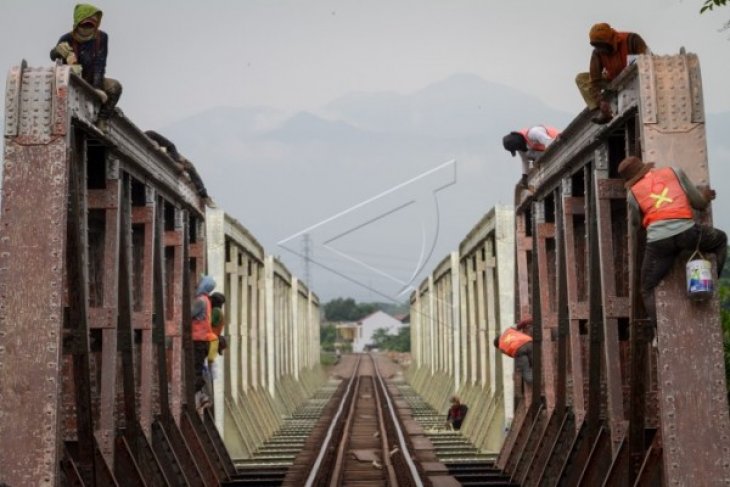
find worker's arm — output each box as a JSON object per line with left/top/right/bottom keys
{"left": 518, "top": 151, "right": 532, "bottom": 176}
{"left": 626, "top": 192, "right": 642, "bottom": 228}
{"left": 674, "top": 168, "right": 714, "bottom": 210}
{"left": 192, "top": 297, "right": 207, "bottom": 321}
{"left": 626, "top": 33, "right": 649, "bottom": 55}
{"left": 50, "top": 34, "right": 73, "bottom": 62}
{"left": 90, "top": 32, "right": 109, "bottom": 89}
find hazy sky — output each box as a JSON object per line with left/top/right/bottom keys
{"left": 1, "top": 0, "right": 729, "bottom": 128}
{"left": 1, "top": 1, "right": 729, "bottom": 301}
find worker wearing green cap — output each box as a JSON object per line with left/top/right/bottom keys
{"left": 50, "top": 4, "right": 122, "bottom": 123}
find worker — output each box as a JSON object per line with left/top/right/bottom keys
{"left": 50, "top": 4, "right": 122, "bottom": 122}
{"left": 192, "top": 275, "right": 217, "bottom": 412}
{"left": 502, "top": 126, "right": 560, "bottom": 189}
{"left": 207, "top": 292, "right": 226, "bottom": 366}
{"left": 145, "top": 131, "right": 211, "bottom": 202}
{"left": 494, "top": 322, "right": 533, "bottom": 384}
{"left": 445, "top": 396, "right": 468, "bottom": 431}
{"left": 576, "top": 23, "right": 649, "bottom": 124}
{"left": 618, "top": 156, "right": 727, "bottom": 324}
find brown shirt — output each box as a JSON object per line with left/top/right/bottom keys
{"left": 589, "top": 33, "right": 648, "bottom": 101}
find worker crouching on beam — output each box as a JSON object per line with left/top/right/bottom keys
{"left": 50, "top": 4, "right": 122, "bottom": 125}
{"left": 619, "top": 156, "right": 727, "bottom": 329}
{"left": 576, "top": 23, "right": 649, "bottom": 125}
{"left": 502, "top": 125, "right": 561, "bottom": 190}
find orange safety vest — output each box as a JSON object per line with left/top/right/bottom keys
{"left": 498, "top": 328, "right": 533, "bottom": 358}
{"left": 597, "top": 32, "right": 630, "bottom": 81}
{"left": 518, "top": 126, "right": 560, "bottom": 152}
{"left": 630, "top": 167, "right": 693, "bottom": 228}
{"left": 192, "top": 295, "right": 217, "bottom": 341}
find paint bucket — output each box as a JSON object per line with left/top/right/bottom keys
{"left": 686, "top": 252, "right": 714, "bottom": 301}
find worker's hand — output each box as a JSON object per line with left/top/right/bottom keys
{"left": 94, "top": 89, "right": 108, "bottom": 104}
{"left": 701, "top": 187, "right": 716, "bottom": 202}
{"left": 70, "top": 64, "right": 83, "bottom": 76}
{"left": 55, "top": 42, "right": 73, "bottom": 59}
{"left": 66, "top": 53, "right": 78, "bottom": 65}
{"left": 599, "top": 100, "right": 612, "bottom": 115}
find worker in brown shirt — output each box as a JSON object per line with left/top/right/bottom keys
{"left": 576, "top": 23, "right": 649, "bottom": 124}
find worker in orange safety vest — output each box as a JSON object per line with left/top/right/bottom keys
{"left": 502, "top": 126, "right": 560, "bottom": 190}
{"left": 618, "top": 156, "right": 726, "bottom": 328}
{"left": 192, "top": 275, "right": 217, "bottom": 413}
{"left": 493, "top": 316, "right": 534, "bottom": 384}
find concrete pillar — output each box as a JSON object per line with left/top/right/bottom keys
{"left": 426, "top": 274, "right": 438, "bottom": 375}
{"left": 241, "top": 255, "right": 250, "bottom": 393}
{"left": 495, "top": 205, "right": 516, "bottom": 423}
{"left": 451, "top": 251, "right": 461, "bottom": 391}
{"left": 264, "top": 256, "right": 276, "bottom": 397}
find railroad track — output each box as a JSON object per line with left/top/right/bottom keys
{"left": 285, "top": 353, "right": 425, "bottom": 487}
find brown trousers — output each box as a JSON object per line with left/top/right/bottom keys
{"left": 99, "top": 77, "right": 122, "bottom": 118}
{"left": 575, "top": 72, "right": 607, "bottom": 110}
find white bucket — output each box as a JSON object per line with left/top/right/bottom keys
{"left": 686, "top": 258, "right": 714, "bottom": 300}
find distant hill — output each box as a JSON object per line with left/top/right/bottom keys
{"left": 324, "top": 73, "right": 573, "bottom": 137}
{"left": 162, "top": 74, "right": 730, "bottom": 300}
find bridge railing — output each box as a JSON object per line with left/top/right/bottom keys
{"left": 0, "top": 64, "right": 322, "bottom": 485}
{"left": 205, "top": 208, "right": 322, "bottom": 460}
{"left": 408, "top": 204, "right": 515, "bottom": 453}
{"left": 501, "top": 53, "right": 730, "bottom": 486}
{"left": 408, "top": 52, "right": 730, "bottom": 486}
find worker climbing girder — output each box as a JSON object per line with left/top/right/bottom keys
{"left": 500, "top": 52, "right": 730, "bottom": 486}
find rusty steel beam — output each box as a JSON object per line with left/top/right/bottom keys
{"left": 163, "top": 415, "right": 205, "bottom": 486}
{"left": 535, "top": 218, "right": 557, "bottom": 411}
{"left": 119, "top": 173, "right": 143, "bottom": 457}
{"left": 113, "top": 435, "right": 146, "bottom": 487}
{"left": 512, "top": 405, "right": 549, "bottom": 485}
{"left": 637, "top": 54, "right": 730, "bottom": 484}
{"left": 522, "top": 410, "right": 560, "bottom": 486}
{"left": 576, "top": 426, "right": 612, "bottom": 485}
{"left": 181, "top": 214, "right": 197, "bottom": 411}
{"left": 634, "top": 431, "right": 663, "bottom": 487}
{"left": 594, "top": 170, "right": 627, "bottom": 452}
{"left": 530, "top": 203, "right": 544, "bottom": 411}
{"left": 0, "top": 65, "right": 78, "bottom": 485}
{"left": 180, "top": 407, "right": 219, "bottom": 487}
{"left": 67, "top": 133, "right": 98, "bottom": 485}
{"left": 185, "top": 404, "right": 229, "bottom": 481}
{"left": 562, "top": 190, "right": 587, "bottom": 420}
{"left": 202, "top": 408, "right": 237, "bottom": 478}
{"left": 603, "top": 438, "right": 629, "bottom": 487}
{"left": 536, "top": 409, "right": 576, "bottom": 487}
{"left": 152, "top": 419, "right": 190, "bottom": 486}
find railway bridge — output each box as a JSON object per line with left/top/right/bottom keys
{"left": 1, "top": 52, "right": 729, "bottom": 486}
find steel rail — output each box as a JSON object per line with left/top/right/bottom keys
{"left": 372, "top": 354, "right": 424, "bottom": 487}
{"left": 304, "top": 355, "right": 363, "bottom": 487}
{"left": 371, "top": 355, "right": 399, "bottom": 486}
{"left": 328, "top": 359, "right": 365, "bottom": 486}
{"left": 328, "top": 353, "right": 397, "bottom": 487}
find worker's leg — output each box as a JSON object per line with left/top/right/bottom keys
{"left": 522, "top": 342, "right": 533, "bottom": 367}
{"left": 207, "top": 338, "right": 219, "bottom": 363}
{"left": 193, "top": 341, "right": 209, "bottom": 392}
{"left": 640, "top": 237, "right": 678, "bottom": 324}
{"left": 575, "top": 72, "right": 600, "bottom": 110}
{"left": 676, "top": 225, "right": 728, "bottom": 276}
{"left": 99, "top": 77, "right": 122, "bottom": 118}
{"left": 515, "top": 348, "right": 533, "bottom": 384}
